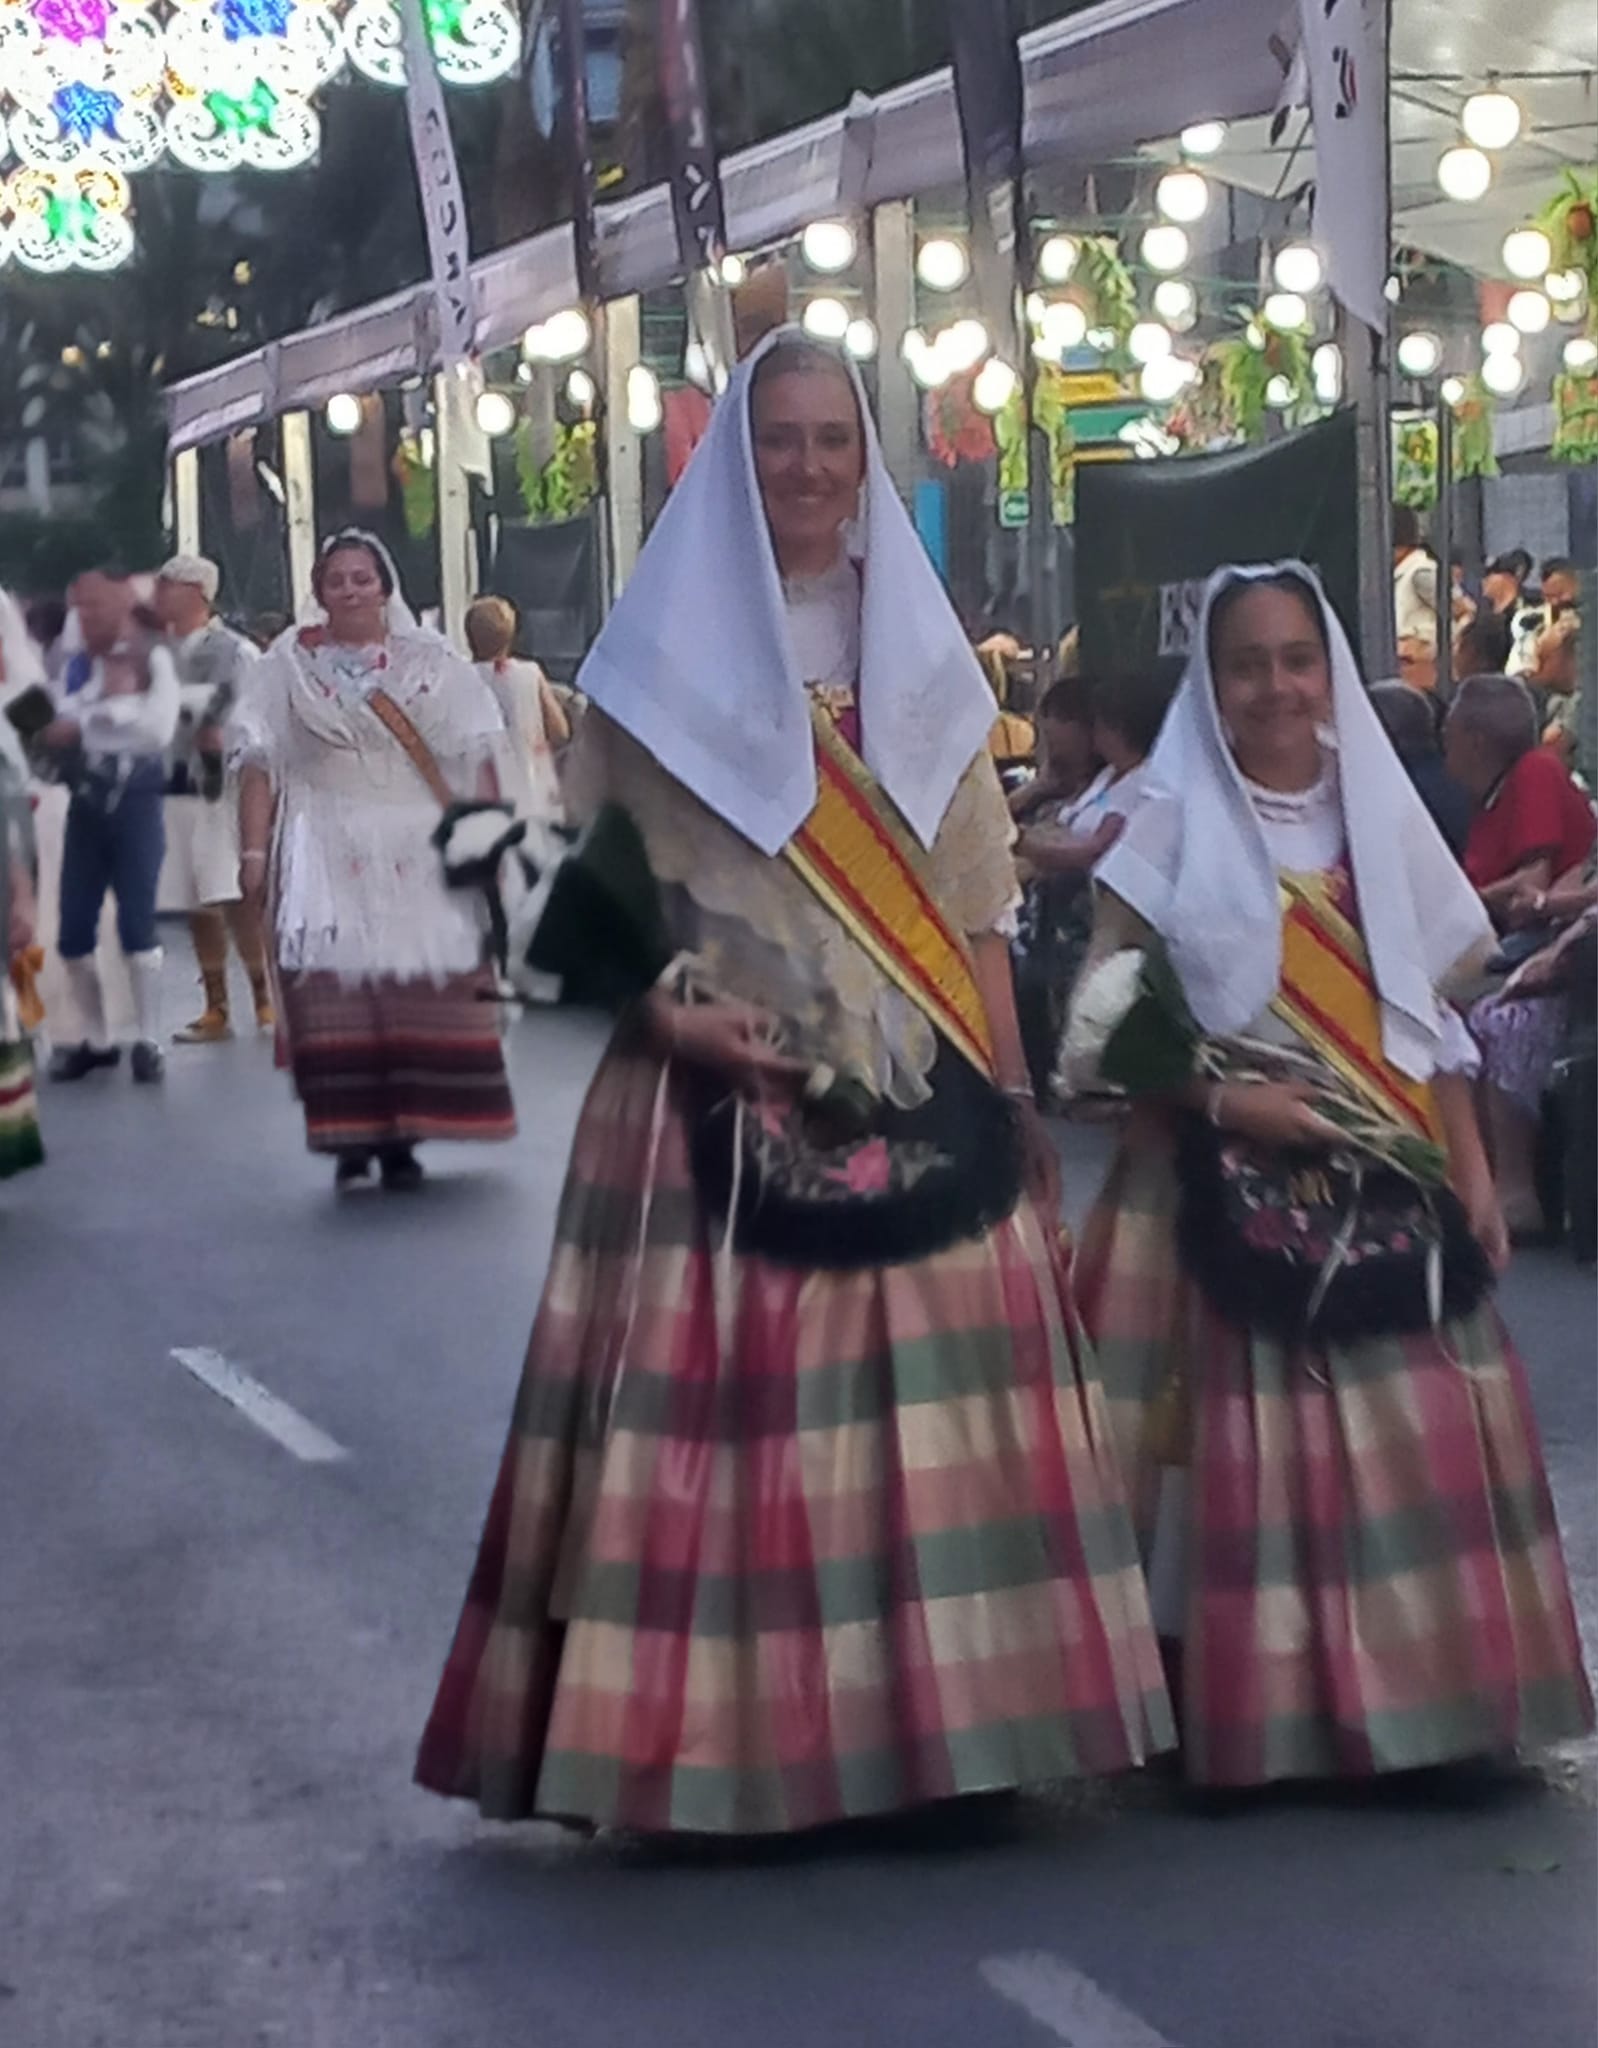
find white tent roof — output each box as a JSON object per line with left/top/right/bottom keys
{"left": 166, "top": 0, "right": 1286, "bottom": 449}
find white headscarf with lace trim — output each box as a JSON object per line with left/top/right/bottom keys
{"left": 574, "top": 326, "right": 998, "bottom": 857}
{"left": 1096, "top": 560, "right": 1493, "bottom": 1082}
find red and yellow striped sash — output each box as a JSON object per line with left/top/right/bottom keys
{"left": 1272, "top": 868, "right": 1444, "bottom": 1145}
{"left": 783, "top": 706, "right": 996, "bottom": 1079}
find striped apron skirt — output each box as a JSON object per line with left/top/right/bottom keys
{"left": 416, "top": 1044, "right": 1173, "bottom": 1835}
{"left": 1076, "top": 1111, "right": 1593, "bottom": 1787}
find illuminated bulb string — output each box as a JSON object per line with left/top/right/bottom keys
{"left": 0, "top": 0, "right": 519, "bottom": 269}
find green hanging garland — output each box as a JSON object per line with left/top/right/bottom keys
{"left": 1393, "top": 416, "right": 1438, "bottom": 508}
{"left": 1552, "top": 372, "right": 1598, "bottom": 465}
{"left": 1451, "top": 378, "right": 1500, "bottom": 480}
{"left": 391, "top": 431, "right": 436, "bottom": 539}
{"left": 515, "top": 419, "right": 599, "bottom": 523}
{"left": 1533, "top": 169, "right": 1598, "bottom": 321}
{"left": 1206, "top": 311, "right": 1312, "bottom": 441}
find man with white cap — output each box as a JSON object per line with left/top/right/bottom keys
{"left": 154, "top": 555, "right": 273, "bottom": 1044}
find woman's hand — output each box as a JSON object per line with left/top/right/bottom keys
{"left": 1211, "top": 1080, "right": 1342, "bottom": 1150}
{"left": 1013, "top": 1096, "right": 1062, "bottom": 1218}
{"left": 648, "top": 994, "right": 809, "bottom": 1093}
{"left": 8, "top": 865, "right": 35, "bottom": 957}
{"left": 1457, "top": 1161, "right": 1511, "bottom": 1274}
{"left": 239, "top": 849, "right": 269, "bottom": 915}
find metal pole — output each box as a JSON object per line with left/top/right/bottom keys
{"left": 172, "top": 445, "right": 201, "bottom": 558}
{"left": 603, "top": 294, "right": 644, "bottom": 596}
{"left": 872, "top": 201, "right": 919, "bottom": 504}
{"left": 1343, "top": 0, "right": 1396, "bottom": 679}
{"left": 280, "top": 410, "right": 316, "bottom": 620}
{"left": 1433, "top": 390, "right": 1454, "bottom": 683}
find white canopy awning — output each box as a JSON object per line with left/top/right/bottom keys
{"left": 166, "top": 0, "right": 1287, "bottom": 450}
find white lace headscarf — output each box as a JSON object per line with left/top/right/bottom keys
{"left": 574, "top": 326, "right": 998, "bottom": 856}
{"left": 296, "top": 528, "right": 425, "bottom": 637}
{"left": 1096, "top": 560, "right": 1493, "bottom": 1082}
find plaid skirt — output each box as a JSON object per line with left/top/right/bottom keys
{"left": 0, "top": 1041, "right": 43, "bottom": 1180}
{"left": 1075, "top": 1111, "right": 1594, "bottom": 1787}
{"left": 416, "top": 1046, "right": 1172, "bottom": 1835}
{"left": 280, "top": 970, "right": 516, "bottom": 1153}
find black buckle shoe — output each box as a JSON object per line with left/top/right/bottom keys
{"left": 50, "top": 1042, "right": 122, "bottom": 1082}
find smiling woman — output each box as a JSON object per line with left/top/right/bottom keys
{"left": 414, "top": 327, "right": 1173, "bottom": 1839}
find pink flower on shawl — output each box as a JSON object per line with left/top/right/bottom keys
{"left": 824, "top": 1136, "right": 892, "bottom": 1194}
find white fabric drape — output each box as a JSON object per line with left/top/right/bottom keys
{"left": 1096, "top": 560, "right": 1492, "bottom": 1082}
{"left": 572, "top": 325, "right": 997, "bottom": 857}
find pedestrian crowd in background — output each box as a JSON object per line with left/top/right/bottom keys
{"left": 0, "top": 330, "right": 1592, "bottom": 1843}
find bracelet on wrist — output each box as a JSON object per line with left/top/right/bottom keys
{"left": 240, "top": 848, "right": 267, "bottom": 866}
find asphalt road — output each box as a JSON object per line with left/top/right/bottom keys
{"left": 4, "top": 957, "right": 1594, "bottom": 2048}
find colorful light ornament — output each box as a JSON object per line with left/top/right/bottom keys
{"left": 0, "top": 0, "right": 520, "bottom": 270}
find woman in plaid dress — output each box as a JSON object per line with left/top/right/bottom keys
{"left": 1066, "top": 564, "right": 1591, "bottom": 1787}
{"left": 415, "top": 332, "right": 1171, "bottom": 1836}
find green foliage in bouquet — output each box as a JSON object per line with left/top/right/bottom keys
{"left": 1098, "top": 944, "right": 1201, "bottom": 1093}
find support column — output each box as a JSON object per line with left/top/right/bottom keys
{"left": 1433, "top": 391, "right": 1454, "bottom": 674}
{"left": 604, "top": 294, "right": 643, "bottom": 598}
{"left": 434, "top": 370, "right": 478, "bottom": 644}
{"left": 1343, "top": 308, "right": 1396, "bottom": 679}
{"left": 280, "top": 410, "right": 316, "bottom": 620}
{"left": 172, "top": 444, "right": 201, "bottom": 557}
{"left": 871, "top": 200, "right": 917, "bottom": 503}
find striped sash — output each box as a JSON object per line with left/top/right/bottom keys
{"left": 783, "top": 704, "right": 996, "bottom": 1079}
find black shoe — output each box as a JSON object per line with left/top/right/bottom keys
{"left": 50, "top": 1042, "right": 122, "bottom": 1082}
{"left": 130, "top": 1040, "right": 165, "bottom": 1085}
{"left": 335, "top": 1152, "right": 375, "bottom": 1194}
{"left": 379, "top": 1146, "right": 424, "bottom": 1192}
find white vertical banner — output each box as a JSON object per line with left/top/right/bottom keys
{"left": 395, "top": 0, "right": 478, "bottom": 369}
{"left": 1298, "top": 0, "right": 1389, "bottom": 334}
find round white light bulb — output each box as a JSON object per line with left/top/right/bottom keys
{"left": 1503, "top": 227, "right": 1553, "bottom": 280}
{"left": 801, "top": 295, "right": 850, "bottom": 341}
{"left": 1440, "top": 376, "right": 1467, "bottom": 408}
{"left": 683, "top": 339, "right": 712, "bottom": 391}
{"left": 625, "top": 363, "right": 663, "bottom": 433}
{"left": 1481, "top": 321, "right": 1521, "bottom": 357}
{"left": 1265, "top": 374, "right": 1296, "bottom": 410}
{"left": 1036, "top": 234, "right": 1079, "bottom": 285}
{"left": 475, "top": 390, "right": 517, "bottom": 438}
{"left": 1153, "top": 279, "right": 1197, "bottom": 329}
{"left": 1040, "top": 300, "right": 1088, "bottom": 353}
{"left": 916, "top": 237, "right": 970, "bottom": 292}
{"left": 1436, "top": 145, "right": 1492, "bottom": 204}
{"left": 1461, "top": 90, "right": 1522, "bottom": 153}
{"left": 972, "top": 358, "right": 1019, "bottom": 414}
{"left": 1311, "top": 342, "right": 1343, "bottom": 404}
{"left": 719, "top": 253, "right": 747, "bottom": 287}
{"left": 565, "top": 368, "right": 596, "bottom": 409}
{"left": 1507, "top": 288, "right": 1550, "bottom": 335}
{"left": 1564, "top": 336, "right": 1598, "bottom": 373}
{"left": 1263, "top": 291, "right": 1309, "bottom": 333}
{"left": 1272, "top": 244, "right": 1323, "bottom": 295}
{"left": 1179, "top": 121, "right": 1227, "bottom": 157}
{"left": 902, "top": 330, "right": 947, "bottom": 390}
{"left": 1396, "top": 330, "right": 1442, "bottom": 378}
{"left": 942, "top": 317, "right": 991, "bottom": 373}
{"left": 1384, "top": 275, "right": 1402, "bottom": 304}
{"left": 540, "top": 308, "right": 592, "bottom": 362}
{"left": 1480, "top": 352, "right": 1524, "bottom": 397}
{"left": 1140, "top": 225, "right": 1190, "bottom": 274}
{"left": 1086, "top": 326, "right": 1118, "bottom": 354}
{"left": 1546, "top": 269, "right": 1585, "bottom": 305}
{"left": 844, "top": 317, "right": 878, "bottom": 361}
{"left": 1128, "top": 319, "right": 1173, "bottom": 365}
{"left": 801, "top": 220, "right": 856, "bottom": 274}
{"left": 1156, "top": 169, "right": 1210, "bottom": 225}
{"left": 1139, "top": 354, "right": 1189, "bottom": 403}
{"left": 324, "top": 392, "right": 362, "bottom": 436}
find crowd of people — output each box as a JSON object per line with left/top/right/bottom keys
{"left": 0, "top": 327, "right": 1592, "bottom": 1839}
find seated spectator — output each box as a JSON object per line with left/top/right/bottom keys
{"left": 1009, "top": 680, "right": 1097, "bottom": 823}
{"left": 1482, "top": 549, "right": 1532, "bottom": 617}
{"left": 1393, "top": 504, "right": 1439, "bottom": 691}
{"left": 1539, "top": 556, "right": 1579, "bottom": 611}
{"left": 1445, "top": 673, "right": 1597, "bottom": 921}
{"left": 1370, "top": 681, "right": 1472, "bottom": 857}
{"left": 1468, "top": 860, "right": 1598, "bottom": 1242}
{"left": 1452, "top": 608, "right": 1513, "bottom": 686}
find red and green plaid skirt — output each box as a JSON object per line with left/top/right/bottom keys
{"left": 1076, "top": 1111, "right": 1594, "bottom": 1787}
{"left": 279, "top": 970, "right": 515, "bottom": 1154}
{"left": 416, "top": 1046, "right": 1172, "bottom": 1835}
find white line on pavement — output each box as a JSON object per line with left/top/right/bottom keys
{"left": 170, "top": 1348, "right": 349, "bottom": 1465}
{"left": 980, "top": 1953, "right": 1179, "bottom": 2048}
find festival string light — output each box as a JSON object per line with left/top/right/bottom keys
{"left": 0, "top": 0, "right": 519, "bottom": 270}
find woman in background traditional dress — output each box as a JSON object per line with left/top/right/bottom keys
{"left": 416, "top": 331, "right": 1170, "bottom": 1837}
{"left": 1064, "top": 563, "right": 1591, "bottom": 1787}
{"left": 463, "top": 595, "right": 568, "bottom": 861}
{"left": 0, "top": 592, "right": 45, "bottom": 1179}
{"left": 235, "top": 532, "right": 516, "bottom": 1193}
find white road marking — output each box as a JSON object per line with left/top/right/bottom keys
{"left": 170, "top": 1348, "right": 349, "bottom": 1465}
{"left": 981, "top": 1953, "right": 1179, "bottom": 2048}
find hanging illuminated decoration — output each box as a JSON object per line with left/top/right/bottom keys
{"left": 0, "top": 0, "right": 519, "bottom": 269}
